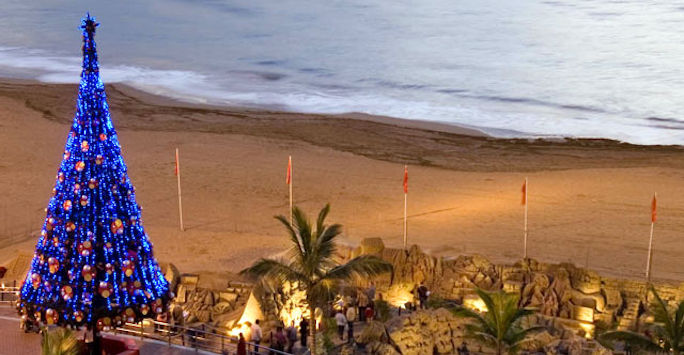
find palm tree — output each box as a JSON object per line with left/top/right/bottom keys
{"left": 452, "top": 288, "right": 544, "bottom": 355}
{"left": 240, "top": 204, "right": 393, "bottom": 355}
{"left": 600, "top": 286, "right": 684, "bottom": 354}
{"left": 41, "top": 327, "right": 81, "bottom": 355}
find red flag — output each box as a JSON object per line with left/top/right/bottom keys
{"left": 521, "top": 179, "right": 527, "bottom": 206}
{"left": 286, "top": 156, "right": 292, "bottom": 185}
{"left": 403, "top": 165, "right": 408, "bottom": 194}
{"left": 651, "top": 193, "right": 657, "bottom": 223}
{"left": 174, "top": 150, "right": 179, "bottom": 176}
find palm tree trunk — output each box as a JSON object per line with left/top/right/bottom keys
{"left": 309, "top": 304, "right": 317, "bottom": 355}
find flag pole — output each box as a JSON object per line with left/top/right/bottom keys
{"left": 523, "top": 177, "right": 528, "bottom": 259}
{"left": 646, "top": 192, "right": 656, "bottom": 282}
{"left": 403, "top": 190, "right": 408, "bottom": 250}
{"left": 289, "top": 156, "right": 293, "bottom": 227}
{"left": 403, "top": 165, "right": 408, "bottom": 250}
{"left": 175, "top": 148, "right": 184, "bottom": 232}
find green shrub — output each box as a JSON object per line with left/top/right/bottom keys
{"left": 374, "top": 300, "right": 392, "bottom": 323}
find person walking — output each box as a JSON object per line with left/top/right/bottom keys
{"left": 417, "top": 282, "right": 429, "bottom": 309}
{"left": 457, "top": 341, "right": 470, "bottom": 355}
{"left": 251, "top": 319, "right": 263, "bottom": 353}
{"left": 299, "top": 318, "right": 309, "bottom": 348}
{"left": 335, "top": 309, "right": 347, "bottom": 341}
{"left": 357, "top": 290, "right": 368, "bottom": 322}
{"left": 237, "top": 333, "right": 247, "bottom": 355}
{"left": 367, "top": 282, "right": 376, "bottom": 302}
{"left": 346, "top": 306, "right": 356, "bottom": 343}
{"left": 273, "top": 325, "right": 287, "bottom": 352}
{"left": 286, "top": 321, "right": 297, "bottom": 353}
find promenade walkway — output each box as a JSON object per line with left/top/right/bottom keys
{"left": 0, "top": 307, "right": 209, "bottom": 355}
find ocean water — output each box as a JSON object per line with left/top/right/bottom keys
{"left": 0, "top": 0, "right": 683, "bottom": 145}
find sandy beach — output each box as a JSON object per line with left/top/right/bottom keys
{"left": 1, "top": 79, "right": 684, "bottom": 282}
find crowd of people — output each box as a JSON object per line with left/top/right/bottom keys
{"left": 237, "top": 281, "right": 435, "bottom": 353}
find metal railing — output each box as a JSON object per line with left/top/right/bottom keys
{"left": 112, "top": 319, "right": 294, "bottom": 355}
{"left": 0, "top": 286, "right": 19, "bottom": 304}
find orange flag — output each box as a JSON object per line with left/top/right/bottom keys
{"left": 286, "top": 156, "right": 292, "bottom": 185}
{"left": 651, "top": 194, "right": 657, "bottom": 223}
{"left": 521, "top": 180, "right": 527, "bottom": 205}
{"left": 403, "top": 165, "right": 408, "bottom": 194}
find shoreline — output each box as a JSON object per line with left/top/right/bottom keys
{"left": 1, "top": 78, "right": 683, "bottom": 173}
{"left": 1, "top": 78, "right": 684, "bottom": 281}
{"left": 6, "top": 77, "right": 684, "bottom": 151}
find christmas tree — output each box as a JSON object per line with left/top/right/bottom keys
{"left": 17, "top": 14, "right": 171, "bottom": 329}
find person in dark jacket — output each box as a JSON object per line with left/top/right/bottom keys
{"left": 237, "top": 333, "right": 247, "bottom": 355}
{"left": 299, "top": 318, "right": 309, "bottom": 347}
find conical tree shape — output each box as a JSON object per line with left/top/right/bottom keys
{"left": 17, "top": 14, "right": 171, "bottom": 329}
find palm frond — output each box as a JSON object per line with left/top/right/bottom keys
{"left": 322, "top": 255, "right": 392, "bottom": 282}
{"left": 41, "top": 327, "right": 81, "bottom": 355}
{"left": 506, "top": 325, "right": 545, "bottom": 345}
{"left": 315, "top": 204, "right": 331, "bottom": 237}
{"left": 650, "top": 285, "right": 679, "bottom": 348}
{"left": 476, "top": 288, "right": 501, "bottom": 336}
{"left": 239, "top": 258, "right": 306, "bottom": 284}
{"left": 675, "top": 301, "right": 684, "bottom": 351}
{"left": 292, "top": 206, "right": 313, "bottom": 261}
{"left": 312, "top": 223, "right": 342, "bottom": 266}
{"left": 599, "top": 330, "right": 662, "bottom": 352}
{"left": 275, "top": 214, "right": 305, "bottom": 263}
{"left": 466, "top": 330, "right": 499, "bottom": 348}
{"left": 452, "top": 306, "right": 497, "bottom": 340}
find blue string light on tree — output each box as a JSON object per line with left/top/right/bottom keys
{"left": 17, "top": 13, "right": 173, "bottom": 330}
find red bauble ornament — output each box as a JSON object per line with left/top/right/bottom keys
{"left": 82, "top": 264, "right": 96, "bottom": 281}
{"left": 110, "top": 219, "right": 124, "bottom": 235}
{"left": 81, "top": 140, "right": 89, "bottom": 152}
{"left": 65, "top": 221, "right": 76, "bottom": 233}
{"left": 96, "top": 317, "right": 111, "bottom": 330}
{"left": 61, "top": 285, "right": 74, "bottom": 300}
{"left": 46, "top": 308, "right": 58, "bottom": 325}
{"left": 75, "top": 161, "right": 85, "bottom": 172}
{"left": 31, "top": 273, "right": 41, "bottom": 289}
{"left": 99, "top": 281, "right": 112, "bottom": 298}
{"left": 58, "top": 172, "right": 65, "bottom": 183}
{"left": 63, "top": 200, "right": 72, "bottom": 211}
{"left": 73, "top": 310, "right": 84, "bottom": 322}
{"left": 48, "top": 257, "right": 59, "bottom": 274}
{"left": 127, "top": 280, "right": 141, "bottom": 295}
{"left": 46, "top": 217, "right": 56, "bottom": 231}
{"left": 95, "top": 155, "right": 104, "bottom": 165}
{"left": 154, "top": 298, "right": 164, "bottom": 314}
{"left": 78, "top": 240, "right": 93, "bottom": 257}
{"left": 80, "top": 195, "right": 88, "bottom": 206}
{"left": 105, "top": 263, "right": 114, "bottom": 275}
{"left": 124, "top": 307, "right": 135, "bottom": 323}
{"left": 73, "top": 183, "right": 81, "bottom": 194}
{"left": 99, "top": 133, "right": 107, "bottom": 141}
{"left": 63, "top": 151, "right": 71, "bottom": 161}
{"left": 122, "top": 260, "right": 135, "bottom": 277}
{"left": 88, "top": 178, "right": 98, "bottom": 189}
